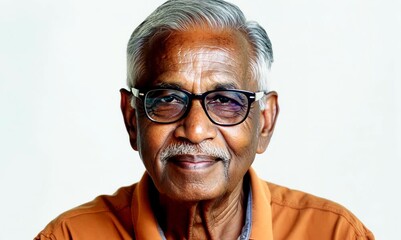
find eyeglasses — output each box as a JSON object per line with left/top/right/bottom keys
{"left": 131, "top": 87, "right": 268, "bottom": 126}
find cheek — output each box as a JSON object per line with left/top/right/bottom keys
{"left": 218, "top": 118, "right": 260, "bottom": 190}
{"left": 137, "top": 120, "right": 174, "bottom": 167}
{"left": 221, "top": 114, "right": 260, "bottom": 157}
{"left": 220, "top": 127, "right": 259, "bottom": 177}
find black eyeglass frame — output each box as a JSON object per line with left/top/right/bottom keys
{"left": 131, "top": 87, "right": 269, "bottom": 126}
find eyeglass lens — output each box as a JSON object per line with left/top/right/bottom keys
{"left": 144, "top": 89, "right": 249, "bottom": 125}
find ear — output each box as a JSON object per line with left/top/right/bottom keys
{"left": 120, "top": 88, "right": 138, "bottom": 151}
{"left": 256, "top": 91, "right": 279, "bottom": 154}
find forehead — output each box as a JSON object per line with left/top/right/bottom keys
{"left": 141, "top": 27, "right": 253, "bottom": 90}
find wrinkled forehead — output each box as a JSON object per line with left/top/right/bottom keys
{"left": 138, "top": 28, "right": 254, "bottom": 90}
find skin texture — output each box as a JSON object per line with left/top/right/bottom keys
{"left": 121, "top": 27, "right": 279, "bottom": 239}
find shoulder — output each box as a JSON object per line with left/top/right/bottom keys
{"left": 265, "top": 182, "right": 374, "bottom": 240}
{"left": 35, "top": 184, "right": 137, "bottom": 240}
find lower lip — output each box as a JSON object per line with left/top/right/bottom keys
{"left": 171, "top": 161, "right": 215, "bottom": 170}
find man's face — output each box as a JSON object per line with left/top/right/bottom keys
{"left": 124, "top": 28, "right": 273, "bottom": 201}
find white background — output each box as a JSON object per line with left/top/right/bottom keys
{"left": 1, "top": 0, "right": 400, "bottom": 239}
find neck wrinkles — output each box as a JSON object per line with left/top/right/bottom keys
{"left": 155, "top": 178, "right": 248, "bottom": 240}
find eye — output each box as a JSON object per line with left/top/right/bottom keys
{"left": 213, "top": 95, "right": 232, "bottom": 104}
{"left": 204, "top": 91, "right": 249, "bottom": 121}
{"left": 158, "top": 95, "right": 183, "bottom": 104}
{"left": 145, "top": 90, "right": 188, "bottom": 120}
{"left": 148, "top": 94, "right": 186, "bottom": 110}
{"left": 206, "top": 91, "right": 245, "bottom": 107}
{"left": 146, "top": 90, "right": 186, "bottom": 106}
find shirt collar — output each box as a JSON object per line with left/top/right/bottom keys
{"left": 132, "top": 167, "right": 274, "bottom": 240}
{"left": 248, "top": 167, "right": 274, "bottom": 239}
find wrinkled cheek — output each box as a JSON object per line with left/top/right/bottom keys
{"left": 227, "top": 124, "right": 258, "bottom": 156}
{"left": 137, "top": 122, "right": 174, "bottom": 175}
{"left": 223, "top": 124, "right": 259, "bottom": 174}
{"left": 137, "top": 124, "right": 161, "bottom": 170}
{"left": 232, "top": 140, "right": 257, "bottom": 169}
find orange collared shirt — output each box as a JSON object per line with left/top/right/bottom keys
{"left": 35, "top": 168, "right": 374, "bottom": 239}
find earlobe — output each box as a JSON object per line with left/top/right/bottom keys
{"left": 120, "top": 88, "right": 138, "bottom": 151}
{"left": 256, "top": 91, "right": 279, "bottom": 154}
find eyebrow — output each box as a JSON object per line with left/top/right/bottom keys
{"left": 151, "top": 82, "right": 240, "bottom": 91}
{"left": 153, "top": 82, "right": 182, "bottom": 89}
{"left": 213, "top": 82, "right": 239, "bottom": 90}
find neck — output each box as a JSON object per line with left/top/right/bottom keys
{"left": 152, "top": 178, "right": 248, "bottom": 240}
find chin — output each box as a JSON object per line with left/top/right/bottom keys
{"left": 152, "top": 161, "right": 230, "bottom": 201}
{"left": 159, "top": 181, "right": 227, "bottom": 203}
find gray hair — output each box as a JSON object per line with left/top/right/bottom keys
{"left": 126, "top": 0, "right": 273, "bottom": 108}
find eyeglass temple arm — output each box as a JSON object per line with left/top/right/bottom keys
{"left": 131, "top": 88, "right": 143, "bottom": 97}
{"left": 254, "top": 91, "right": 269, "bottom": 101}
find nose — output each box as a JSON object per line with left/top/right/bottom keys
{"left": 174, "top": 100, "right": 217, "bottom": 144}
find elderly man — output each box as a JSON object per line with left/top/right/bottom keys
{"left": 36, "top": 0, "right": 374, "bottom": 239}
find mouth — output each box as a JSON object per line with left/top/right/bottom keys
{"left": 168, "top": 154, "right": 221, "bottom": 170}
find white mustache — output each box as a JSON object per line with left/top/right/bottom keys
{"left": 160, "top": 142, "right": 231, "bottom": 163}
